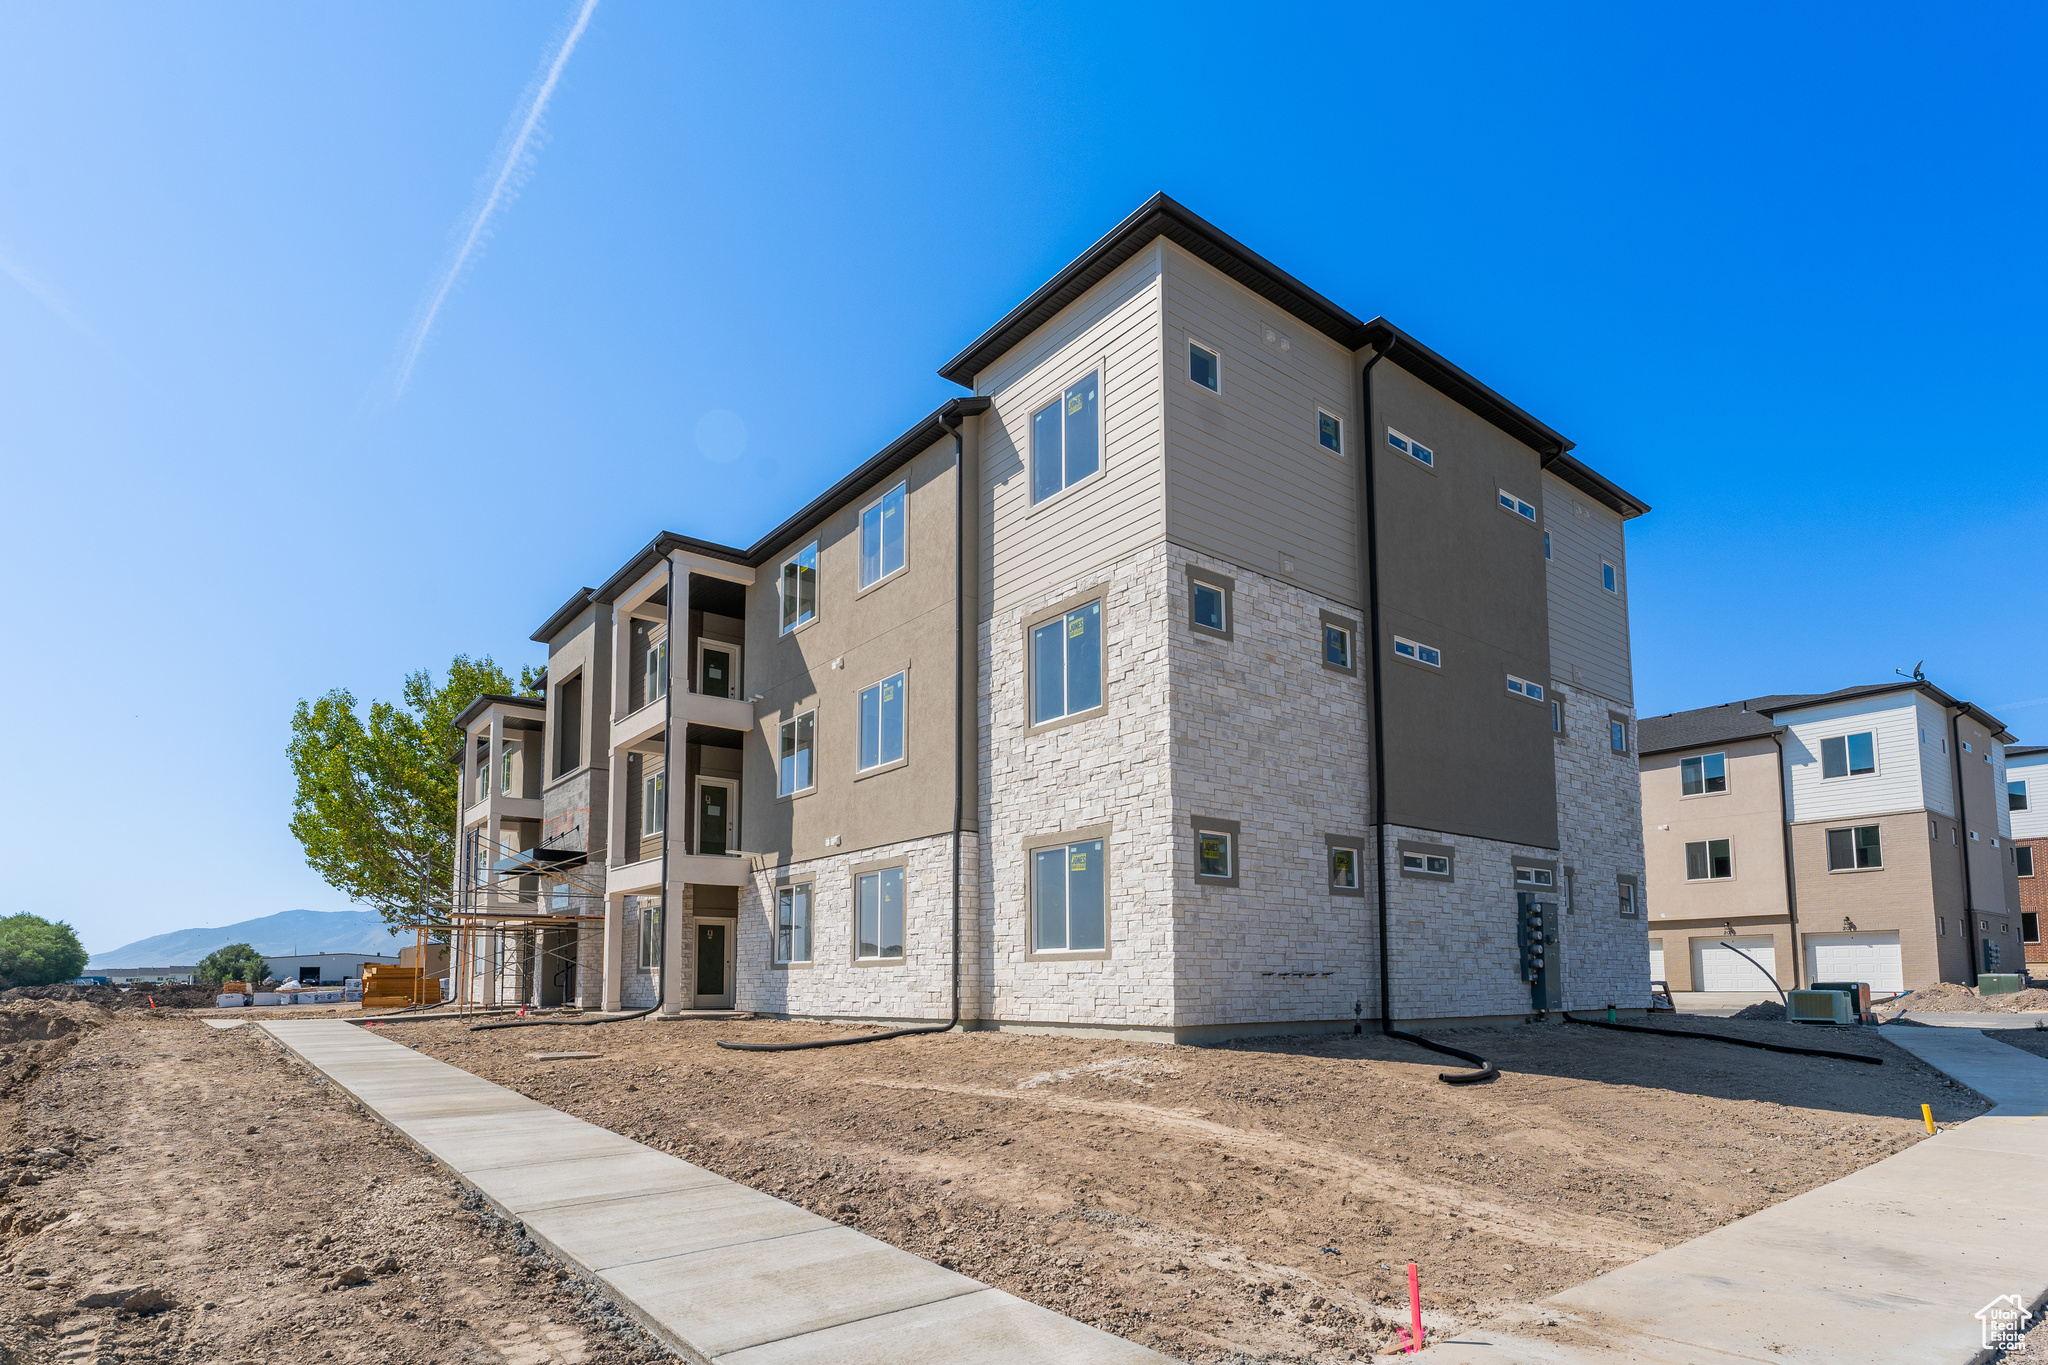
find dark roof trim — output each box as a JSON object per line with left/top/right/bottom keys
{"left": 1638, "top": 726, "right": 1784, "bottom": 759}
{"left": 2009, "top": 745, "right": 2046, "bottom": 757}
{"left": 1757, "top": 682, "right": 2015, "bottom": 744}
{"left": 587, "top": 397, "right": 992, "bottom": 607}
{"left": 454, "top": 692, "right": 545, "bottom": 731}
{"left": 530, "top": 587, "right": 597, "bottom": 644}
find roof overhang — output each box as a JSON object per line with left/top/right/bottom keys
{"left": 453, "top": 692, "right": 546, "bottom": 732}
{"left": 530, "top": 587, "right": 597, "bottom": 645}
{"left": 1759, "top": 682, "right": 2015, "bottom": 743}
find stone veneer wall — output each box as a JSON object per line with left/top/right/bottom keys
{"left": 976, "top": 543, "right": 1179, "bottom": 1029}
{"left": 619, "top": 893, "right": 659, "bottom": 1009}
{"left": 1549, "top": 684, "right": 1650, "bottom": 1008}
{"left": 734, "top": 832, "right": 968, "bottom": 1022}
{"left": 1378, "top": 823, "right": 1566, "bottom": 1020}
{"left": 1165, "top": 545, "right": 1371, "bottom": 1028}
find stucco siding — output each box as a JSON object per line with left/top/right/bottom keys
{"left": 1640, "top": 737, "right": 1788, "bottom": 922}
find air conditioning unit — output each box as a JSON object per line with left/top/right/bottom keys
{"left": 1810, "top": 981, "right": 1871, "bottom": 1017}
{"left": 1787, "top": 990, "right": 1855, "bottom": 1025}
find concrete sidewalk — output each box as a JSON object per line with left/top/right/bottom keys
{"left": 1420, "top": 1025, "right": 2048, "bottom": 1364}
{"left": 259, "top": 1019, "right": 1168, "bottom": 1365}
{"left": 1890, "top": 1010, "right": 2048, "bottom": 1031}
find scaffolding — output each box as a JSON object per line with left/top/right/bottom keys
{"left": 439, "top": 825, "right": 608, "bottom": 1013}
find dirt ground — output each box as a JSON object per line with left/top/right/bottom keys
{"left": 0, "top": 1003, "right": 671, "bottom": 1365}
{"left": 1880, "top": 980, "right": 2048, "bottom": 1015}
{"left": 388, "top": 1012, "right": 1977, "bottom": 1362}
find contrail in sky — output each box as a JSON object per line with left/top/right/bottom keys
{"left": 0, "top": 240, "right": 104, "bottom": 345}
{"left": 389, "top": 0, "right": 600, "bottom": 399}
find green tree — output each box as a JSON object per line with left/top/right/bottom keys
{"left": 0, "top": 913, "right": 90, "bottom": 989}
{"left": 196, "top": 943, "right": 270, "bottom": 988}
{"left": 288, "top": 655, "right": 541, "bottom": 933}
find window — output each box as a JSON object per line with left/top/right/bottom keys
{"left": 555, "top": 675, "right": 582, "bottom": 775}
{"left": 642, "top": 770, "right": 665, "bottom": 836}
{"left": 1196, "top": 829, "right": 1232, "bottom": 879}
{"left": 1032, "top": 838, "right": 1106, "bottom": 953}
{"left": 1498, "top": 489, "right": 1537, "bottom": 522}
{"left": 1681, "top": 752, "right": 1728, "bottom": 796}
{"left": 858, "top": 673, "right": 905, "bottom": 772}
{"left": 1550, "top": 699, "right": 1564, "bottom": 734}
{"left": 500, "top": 742, "right": 517, "bottom": 795}
{"left": 778, "top": 712, "right": 815, "bottom": 795}
{"left": 775, "top": 884, "right": 812, "bottom": 964}
{"left": 1610, "top": 719, "right": 1629, "bottom": 753}
{"left": 1543, "top": 530, "right": 1551, "bottom": 560}
{"left": 1619, "top": 880, "right": 1639, "bottom": 918}
{"left": 1188, "top": 341, "right": 1220, "bottom": 392}
{"left": 1030, "top": 599, "right": 1104, "bottom": 725}
{"left": 1601, "top": 561, "right": 1618, "bottom": 593}
{"left": 1514, "top": 866, "right": 1555, "bottom": 887}
{"left": 855, "top": 867, "right": 905, "bottom": 960}
{"left": 1685, "top": 839, "right": 1734, "bottom": 880}
{"left": 1506, "top": 675, "right": 1545, "bottom": 703}
{"left": 1826, "top": 824, "right": 1883, "bottom": 871}
{"left": 1403, "top": 852, "right": 1451, "bottom": 875}
{"left": 550, "top": 881, "right": 576, "bottom": 913}
{"left": 859, "top": 482, "right": 907, "bottom": 589}
{"left": 637, "top": 899, "right": 661, "bottom": 970}
{"left": 1820, "top": 731, "right": 1877, "bottom": 779}
{"left": 2019, "top": 846, "right": 2035, "bottom": 877}
{"left": 1324, "top": 623, "right": 1351, "bottom": 669}
{"left": 644, "top": 637, "right": 669, "bottom": 705}
{"left": 1393, "top": 636, "right": 1442, "bottom": 668}
{"left": 2024, "top": 912, "right": 2040, "bottom": 943}
{"left": 1386, "top": 428, "right": 1434, "bottom": 467}
{"left": 1317, "top": 409, "right": 1343, "bottom": 454}
{"left": 1330, "top": 846, "right": 1360, "bottom": 890}
{"left": 1030, "top": 372, "right": 1102, "bottom": 504}
{"left": 1188, "top": 574, "right": 1230, "bottom": 639}
{"left": 474, "top": 741, "right": 489, "bottom": 803}
{"left": 779, "top": 543, "right": 818, "bottom": 633}
{"left": 2012, "top": 780, "right": 2031, "bottom": 812}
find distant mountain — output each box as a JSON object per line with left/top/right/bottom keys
{"left": 87, "top": 909, "right": 400, "bottom": 967}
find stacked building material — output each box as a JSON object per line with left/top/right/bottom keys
{"left": 360, "top": 965, "right": 442, "bottom": 1010}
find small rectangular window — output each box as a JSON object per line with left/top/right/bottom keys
{"left": 855, "top": 867, "right": 905, "bottom": 960}
{"left": 500, "top": 742, "right": 517, "bottom": 795}
{"left": 1191, "top": 580, "right": 1227, "bottom": 635}
{"left": 1514, "top": 866, "right": 1555, "bottom": 887}
{"left": 1601, "top": 561, "right": 1618, "bottom": 593}
{"left": 780, "top": 543, "right": 818, "bottom": 633}
{"left": 1330, "top": 846, "right": 1360, "bottom": 889}
{"left": 1610, "top": 720, "right": 1629, "bottom": 753}
{"left": 1032, "top": 839, "right": 1106, "bottom": 952}
{"left": 2019, "top": 846, "right": 2035, "bottom": 877}
{"left": 1619, "top": 881, "right": 1638, "bottom": 917}
{"left": 1402, "top": 852, "right": 1451, "bottom": 875}
{"left": 1386, "top": 427, "right": 1433, "bottom": 466}
{"left": 778, "top": 711, "right": 815, "bottom": 795}
{"left": 1030, "top": 599, "right": 1104, "bottom": 725}
{"left": 1550, "top": 699, "right": 1563, "bottom": 734}
{"left": 1826, "top": 824, "right": 1883, "bottom": 871}
{"left": 858, "top": 673, "right": 905, "bottom": 772}
{"left": 642, "top": 770, "right": 665, "bottom": 836}
{"left": 1506, "top": 675, "right": 1544, "bottom": 702}
{"left": 1324, "top": 623, "right": 1351, "bottom": 669}
{"left": 1543, "top": 530, "right": 1551, "bottom": 560}
{"left": 1392, "top": 635, "right": 1441, "bottom": 668}
{"left": 858, "top": 482, "right": 907, "bottom": 589}
{"left": 1684, "top": 838, "right": 1733, "bottom": 880}
{"left": 1681, "top": 752, "right": 1728, "bottom": 796}
{"left": 1821, "top": 731, "right": 1877, "bottom": 779}
{"left": 1498, "top": 489, "right": 1537, "bottom": 522}
{"left": 2011, "top": 780, "right": 2030, "bottom": 812}
{"left": 1031, "top": 371, "right": 1101, "bottom": 503}
{"left": 644, "top": 637, "right": 669, "bottom": 704}
{"left": 638, "top": 899, "right": 661, "bottom": 969}
{"left": 776, "top": 884, "right": 812, "bottom": 964}
{"left": 1317, "top": 409, "right": 1343, "bottom": 453}
{"left": 1188, "top": 341, "right": 1220, "bottom": 392}
{"left": 1196, "top": 829, "right": 1232, "bottom": 879}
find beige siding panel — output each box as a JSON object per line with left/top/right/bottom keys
{"left": 976, "top": 247, "right": 1167, "bottom": 620}
{"left": 1159, "top": 242, "right": 1361, "bottom": 607}
{"left": 1542, "top": 469, "right": 1632, "bottom": 706}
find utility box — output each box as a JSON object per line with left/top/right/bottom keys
{"left": 1980, "top": 974, "right": 2025, "bottom": 996}
{"left": 1811, "top": 981, "right": 1871, "bottom": 1015}
{"left": 1787, "top": 990, "right": 1855, "bottom": 1025}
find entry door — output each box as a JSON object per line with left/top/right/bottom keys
{"left": 1648, "top": 938, "right": 1666, "bottom": 984}
{"left": 1693, "top": 936, "right": 1778, "bottom": 992}
{"left": 699, "top": 642, "right": 740, "bottom": 699}
{"left": 694, "top": 922, "right": 735, "bottom": 1008}
{"left": 696, "top": 778, "right": 735, "bottom": 856}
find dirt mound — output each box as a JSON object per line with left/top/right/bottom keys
{"left": 0, "top": 981, "right": 220, "bottom": 1010}
{"left": 0, "top": 998, "right": 106, "bottom": 1045}
{"left": 1729, "top": 1000, "right": 1787, "bottom": 1021}
{"left": 1882, "top": 981, "right": 2048, "bottom": 1015}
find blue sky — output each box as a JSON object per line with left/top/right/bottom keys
{"left": 3, "top": 3, "right": 2041, "bottom": 953}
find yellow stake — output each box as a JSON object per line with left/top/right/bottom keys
{"left": 1922, "top": 1104, "right": 1936, "bottom": 1135}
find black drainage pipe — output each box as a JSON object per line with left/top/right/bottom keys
{"left": 1560, "top": 1012, "right": 1883, "bottom": 1065}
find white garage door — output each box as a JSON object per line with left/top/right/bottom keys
{"left": 1805, "top": 932, "right": 1903, "bottom": 993}
{"left": 1693, "top": 937, "right": 1779, "bottom": 992}
{"left": 1648, "top": 938, "right": 1665, "bottom": 982}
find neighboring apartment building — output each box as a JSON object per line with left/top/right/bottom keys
{"left": 1638, "top": 683, "right": 2027, "bottom": 994}
{"left": 450, "top": 194, "right": 1653, "bottom": 1038}
{"left": 2011, "top": 745, "right": 2046, "bottom": 967}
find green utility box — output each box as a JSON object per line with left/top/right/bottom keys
{"left": 1811, "top": 981, "right": 1871, "bottom": 1015}
{"left": 1979, "top": 974, "right": 2025, "bottom": 996}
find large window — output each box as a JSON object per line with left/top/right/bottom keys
{"left": 2025, "top": 912, "right": 2040, "bottom": 944}
{"left": 1030, "top": 600, "right": 1104, "bottom": 725}
{"left": 855, "top": 867, "right": 904, "bottom": 960}
{"left": 554, "top": 675, "right": 582, "bottom": 775}
{"left": 1681, "top": 752, "right": 1727, "bottom": 796}
{"left": 644, "top": 636, "right": 669, "bottom": 705}
{"left": 859, "top": 483, "right": 907, "bottom": 589}
{"left": 500, "top": 742, "right": 518, "bottom": 795}
{"left": 2012, "top": 780, "right": 2031, "bottom": 812}
{"left": 642, "top": 770, "right": 665, "bottom": 836}
{"left": 1685, "top": 839, "right": 1733, "bottom": 880}
{"left": 779, "top": 712, "right": 815, "bottom": 795}
{"left": 1826, "top": 824, "right": 1883, "bottom": 871}
{"left": 2018, "top": 846, "right": 2035, "bottom": 877}
{"left": 1821, "top": 731, "right": 1876, "bottom": 779}
{"left": 1032, "top": 838, "right": 1106, "bottom": 953}
{"left": 858, "top": 673, "right": 905, "bottom": 771}
{"left": 637, "top": 899, "right": 660, "bottom": 970}
{"left": 1030, "top": 371, "right": 1101, "bottom": 503}
{"left": 779, "top": 543, "right": 818, "bottom": 633}
{"left": 776, "top": 884, "right": 812, "bottom": 964}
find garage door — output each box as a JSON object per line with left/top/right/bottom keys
{"left": 1693, "top": 937, "right": 1779, "bottom": 992}
{"left": 1805, "top": 932, "right": 1903, "bottom": 992}
{"left": 1648, "top": 938, "right": 1665, "bottom": 983}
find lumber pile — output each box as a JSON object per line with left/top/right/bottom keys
{"left": 360, "top": 965, "right": 443, "bottom": 1009}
